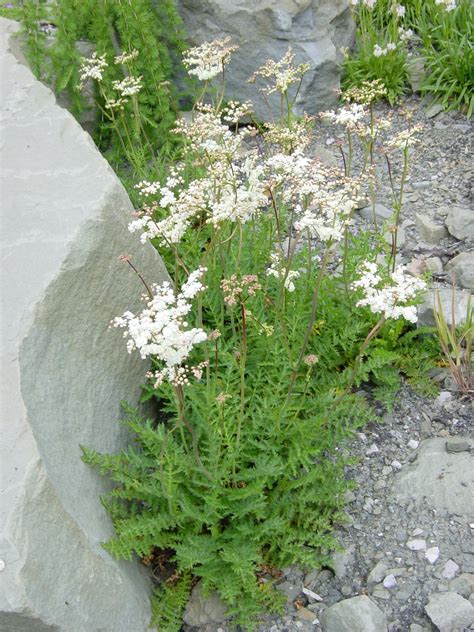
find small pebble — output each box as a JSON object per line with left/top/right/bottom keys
{"left": 407, "top": 539, "right": 427, "bottom": 551}
{"left": 383, "top": 574, "right": 397, "bottom": 589}
{"left": 442, "top": 559, "right": 460, "bottom": 580}
{"left": 408, "top": 439, "right": 419, "bottom": 450}
{"left": 425, "top": 547, "right": 440, "bottom": 564}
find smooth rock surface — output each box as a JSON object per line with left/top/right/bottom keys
{"left": 320, "top": 595, "right": 387, "bottom": 631}
{"left": 176, "top": 0, "right": 354, "bottom": 119}
{"left": 424, "top": 592, "right": 474, "bottom": 632}
{"left": 445, "top": 205, "right": 474, "bottom": 241}
{"left": 0, "top": 18, "right": 168, "bottom": 631}
{"left": 445, "top": 252, "right": 474, "bottom": 290}
{"left": 392, "top": 438, "right": 474, "bottom": 521}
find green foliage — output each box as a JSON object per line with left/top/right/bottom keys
{"left": 342, "top": 1, "right": 409, "bottom": 104}
{"left": 17, "top": 0, "right": 187, "bottom": 170}
{"left": 344, "top": 0, "right": 474, "bottom": 115}
{"left": 151, "top": 573, "right": 192, "bottom": 632}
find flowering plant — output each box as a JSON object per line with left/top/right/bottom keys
{"left": 84, "top": 40, "right": 432, "bottom": 631}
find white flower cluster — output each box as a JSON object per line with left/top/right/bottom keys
{"left": 249, "top": 47, "right": 310, "bottom": 95}
{"left": 344, "top": 79, "right": 387, "bottom": 105}
{"left": 79, "top": 52, "right": 108, "bottom": 87}
{"left": 394, "top": 3, "right": 405, "bottom": 17}
{"left": 373, "top": 42, "right": 397, "bottom": 57}
{"left": 398, "top": 26, "right": 414, "bottom": 42}
{"left": 115, "top": 49, "right": 139, "bottom": 65}
{"left": 221, "top": 100, "right": 253, "bottom": 124}
{"left": 112, "top": 75, "right": 143, "bottom": 97}
{"left": 435, "top": 0, "right": 456, "bottom": 10}
{"left": 386, "top": 123, "right": 423, "bottom": 150}
{"left": 322, "top": 103, "right": 366, "bottom": 128}
{"left": 352, "top": 262, "right": 426, "bottom": 323}
{"left": 266, "top": 253, "right": 300, "bottom": 292}
{"left": 208, "top": 157, "right": 268, "bottom": 226}
{"left": 112, "top": 268, "right": 208, "bottom": 375}
{"left": 183, "top": 37, "right": 238, "bottom": 81}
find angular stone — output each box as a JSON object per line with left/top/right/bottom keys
{"left": 331, "top": 545, "right": 355, "bottom": 579}
{"left": 358, "top": 203, "right": 393, "bottom": 224}
{"left": 425, "top": 592, "right": 474, "bottom": 632}
{"left": 425, "top": 547, "right": 440, "bottom": 564}
{"left": 417, "top": 287, "right": 472, "bottom": 327}
{"left": 445, "top": 252, "right": 474, "bottom": 290}
{"left": 425, "top": 257, "right": 443, "bottom": 275}
{"left": 415, "top": 213, "right": 448, "bottom": 244}
{"left": 406, "top": 539, "right": 426, "bottom": 552}
{"left": 175, "top": 0, "right": 355, "bottom": 120}
{"left": 0, "top": 17, "right": 168, "bottom": 630}
{"left": 450, "top": 573, "right": 474, "bottom": 599}
{"left": 446, "top": 440, "right": 471, "bottom": 453}
{"left": 445, "top": 205, "right": 474, "bottom": 241}
{"left": 183, "top": 581, "right": 228, "bottom": 627}
{"left": 392, "top": 438, "right": 474, "bottom": 521}
{"left": 443, "top": 560, "right": 461, "bottom": 580}
{"left": 367, "top": 561, "right": 388, "bottom": 587}
{"left": 320, "top": 595, "right": 387, "bottom": 632}
{"left": 407, "top": 55, "right": 426, "bottom": 93}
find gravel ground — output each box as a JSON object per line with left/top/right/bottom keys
{"left": 182, "top": 94, "right": 474, "bottom": 632}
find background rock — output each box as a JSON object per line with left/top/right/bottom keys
{"left": 0, "top": 18, "right": 168, "bottom": 630}
{"left": 417, "top": 287, "right": 472, "bottom": 327}
{"left": 424, "top": 592, "right": 474, "bottom": 632}
{"left": 183, "top": 582, "right": 228, "bottom": 627}
{"left": 444, "top": 205, "right": 474, "bottom": 241}
{"left": 320, "top": 595, "right": 387, "bottom": 632}
{"left": 176, "top": 0, "right": 354, "bottom": 119}
{"left": 392, "top": 438, "right": 474, "bottom": 521}
{"left": 445, "top": 252, "right": 474, "bottom": 290}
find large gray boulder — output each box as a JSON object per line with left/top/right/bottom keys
{"left": 0, "top": 18, "right": 168, "bottom": 631}
{"left": 176, "top": 0, "right": 354, "bottom": 119}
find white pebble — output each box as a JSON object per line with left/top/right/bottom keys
{"left": 406, "top": 539, "right": 426, "bottom": 551}
{"left": 425, "top": 547, "right": 439, "bottom": 564}
{"left": 383, "top": 574, "right": 397, "bottom": 589}
{"left": 412, "top": 528, "right": 424, "bottom": 536}
{"left": 0, "top": 560, "right": 4, "bottom": 572}
{"left": 408, "top": 439, "right": 419, "bottom": 450}
{"left": 302, "top": 587, "right": 323, "bottom": 602}
{"left": 391, "top": 460, "right": 402, "bottom": 470}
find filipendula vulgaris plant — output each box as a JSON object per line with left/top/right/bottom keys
{"left": 82, "top": 42, "right": 433, "bottom": 630}
{"left": 18, "top": 0, "right": 186, "bottom": 173}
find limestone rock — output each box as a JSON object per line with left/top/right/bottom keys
{"left": 450, "top": 573, "right": 474, "bottom": 599}
{"left": 415, "top": 213, "right": 448, "bottom": 244}
{"left": 407, "top": 55, "right": 426, "bottom": 93}
{"left": 425, "top": 592, "right": 474, "bottom": 632}
{"left": 445, "top": 205, "right": 474, "bottom": 241}
{"left": 445, "top": 252, "right": 474, "bottom": 290}
{"left": 417, "top": 287, "right": 472, "bottom": 327}
{"left": 183, "top": 582, "right": 228, "bottom": 627}
{"left": 175, "top": 0, "right": 355, "bottom": 119}
{"left": 320, "top": 595, "right": 387, "bottom": 632}
{"left": 0, "top": 17, "right": 168, "bottom": 630}
{"left": 392, "top": 438, "right": 474, "bottom": 521}
{"left": 358, "top": 203, "right": 393, "bottom": 224}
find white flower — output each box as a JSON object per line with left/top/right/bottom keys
{"left": 322, "top": 103, "right": 367, "bottom": 127}
{"left": 112, "top": 268, "right": 208, "bottom": 369}
{"left": 394, "top": 4, "right": 405, "bottom": 17}
{"left": 79, "top": 52, "right": 108, "bottom": 88}
{"left": 114, "top": 49, "right": 139, "bottom": 65}
{"left": 386, "top": 124, "right": 423, "bottom": 150}
{"left": 266, "top": 253, "right": 300, "bottom": 292}
{"left": 112, "top": 75, "right": 143, "bottom": 97}
{"left": 435, "top": 0, "right": 456, "bottom": 10}
{"left": 373, "top": 44, "right": 385, "bottom": 57}
{"left": 352, "top": 262, "right": 426, "bottom": 323}
{"left": 249, "top": 47, "right": 310, "bottom": 95}
{"left": 183, "top": 37, "right": 238, "bottom": 81}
